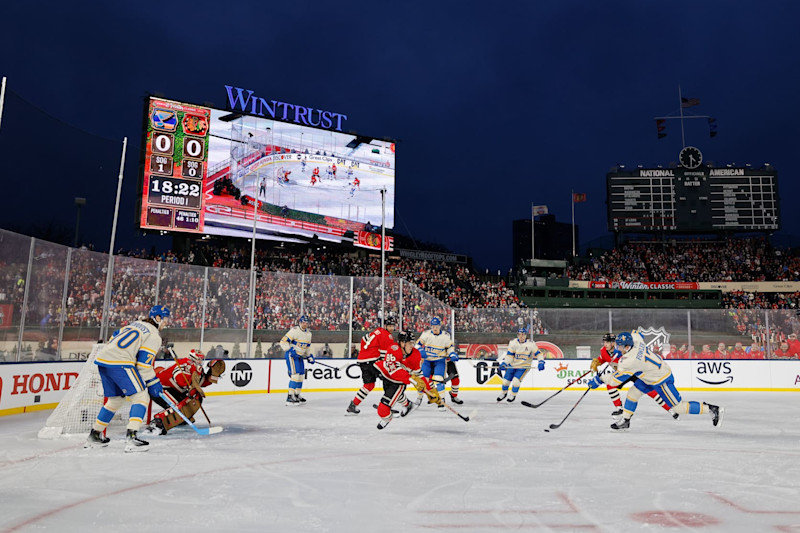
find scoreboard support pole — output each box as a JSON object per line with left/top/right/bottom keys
{"left": 0, "top": 77, "right": 6, "bottom": 132}
{"left": 100, "top": 137, "right": 128, "bottom": 341}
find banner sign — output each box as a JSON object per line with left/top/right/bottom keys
{"left": 588, "top": 281, "right": 699, "bottom": 290}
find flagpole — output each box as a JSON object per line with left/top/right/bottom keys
{"left": 678, "top": 85, "right": 686, "bottom": 148}
{"left": 571, "top": 190, "right": 576, "bottom": 257}
{"left": 0, "top": 77, "right": 7, "bottom": 132}
{"left": 531, "top": 202, "right": 535, "bottom": 262}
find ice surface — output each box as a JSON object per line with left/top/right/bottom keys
{"left": 1, "top": 391, "right": 799, "bottom": 532}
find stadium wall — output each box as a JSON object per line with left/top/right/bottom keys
{"left": 2, "top": 359, "right": 798, "bottom": 417}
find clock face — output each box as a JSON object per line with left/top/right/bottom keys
{"left": 679, "top": 146, "right": 703, "bottom": 169}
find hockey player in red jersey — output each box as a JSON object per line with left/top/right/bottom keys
{"left": 590, "top": 333, "right": 677, "bottom": 419}
{"left": 346, "top": 315, "right": 398, "bottom": 415}
{"left": 374, "top": 330, "right": 437, "bottom": 429}
{"left": 149, "top": 349, "right": 225, "bottom": 434}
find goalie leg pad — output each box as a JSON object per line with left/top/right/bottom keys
{"left": 153, "top": 397, "right": 202, "bottom": 432}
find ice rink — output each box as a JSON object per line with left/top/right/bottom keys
{"left": 1, "top": 390, "right": 799, "bottom": 532}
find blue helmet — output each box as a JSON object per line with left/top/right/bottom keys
{"left": 431, "top": 317, "right": 442, "bottom": 326}
{"left": 299, "top": 315, "right": 309, "bottom": 323}
{"left": 518, "top": 326, "right": 528, "bottom": 335}
{"left": 616, "top": 332, "right": 634, "bottom": 348}
{"left": 149, "top": 305, "right": 171, "bottom": 320}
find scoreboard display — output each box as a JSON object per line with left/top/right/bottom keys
{"left": 140, "top": 99, "right": 210, "bottom": 233}
{"left": 607, "top": 166, "right": 779, "bottom": 233}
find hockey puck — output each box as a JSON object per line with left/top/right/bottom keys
{"left": 544, "top": 429, "right": 550, "bottom": 432}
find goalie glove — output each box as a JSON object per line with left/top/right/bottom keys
{"left": 204, "top": 359, "right": 225, "bottom": 384}
{"left": 590, "top": 357, "right": 601, "bottom": 373}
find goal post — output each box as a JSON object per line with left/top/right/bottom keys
{"left": 38, "top": 344, "right": 137, "bottom": 439}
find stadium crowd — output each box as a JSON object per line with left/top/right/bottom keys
{"left": 568, "top": 237, "right": 800, "bottom": 283}
{"left": 1, "top": 234, "right": 799, "bottom": 360}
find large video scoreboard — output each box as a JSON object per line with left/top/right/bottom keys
{"left": 139, "top": 96, "right": 396, "bottom": 242}
{"left": 607, "top": 166, "right": 779, "bottom": 233}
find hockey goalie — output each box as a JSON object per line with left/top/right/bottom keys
{"left": 147, "top": 349, "right": 225, "bottom": 435}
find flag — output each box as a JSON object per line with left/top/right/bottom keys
{"left": 681, "top": 97, "right": 700, "bottom": 108}
{"left": 656, "top": 119, "right": 667, "bottom": 139}
{"left": 573, "top": 193, "right": 587, "bottom": 203}
{"left": 354, "top": 230, "right": 394, "bottom": 251}
{"left": 708, "top": 117, "right": 718, "bottom": 138}
{"left": 532, "top": 205, "right": 549, "bottom": 216}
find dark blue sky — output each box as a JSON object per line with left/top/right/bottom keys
{"left": 2, "top": 1, "right": 799, "bottom": 270}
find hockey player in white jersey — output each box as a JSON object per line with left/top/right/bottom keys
{"left": 497, "top": 326, "right": 544, "bottom": 403}
{"left": 587, "top": 330, "right": 724, "bottom": 431}
{"left": 416, "top": 317, "right": 457, "bottom": 410}
{"left": 282, "top": 315, "right": 314, "bottom": 405}
{"left": 86, "top": 305, "right": 169, "bottom": 452}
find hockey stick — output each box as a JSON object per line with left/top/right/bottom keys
{"left": 521, "top": 369, "right": 595, "bottom": 409}
{"left": 442, "top": 402, "right": 470, "bottom": 422}
{"left": 545, "top": 388, "right": 591, "bottom": 431}
{"left": 159, "top": 393, "right": 223, "bottom": 435}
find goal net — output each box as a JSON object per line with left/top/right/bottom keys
{"left": 38, "top": 344, "right": 135, "bottom": 439}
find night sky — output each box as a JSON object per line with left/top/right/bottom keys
{"left": 2, "top": 1, "right": 799, "bottom": 271}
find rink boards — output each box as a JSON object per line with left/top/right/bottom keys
{"left": 1, "top": 358, "right": 798, "bottom": 416}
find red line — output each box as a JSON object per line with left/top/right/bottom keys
{"left": 707, "top": 492, "right": 800, "bottom": 515}
{"left": 0, "top": 444, "right": 84, "bottom": 468}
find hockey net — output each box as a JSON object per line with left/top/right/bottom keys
{"left": 38, "top": 344, "right": 135, "bottom": 439}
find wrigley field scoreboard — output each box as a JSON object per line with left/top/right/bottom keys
{"left": 607, "top": 166, "right": 779, "bottom": 233}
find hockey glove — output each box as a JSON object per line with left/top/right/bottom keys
{"left": 146, "top": 378, "right": 164, "bottom": 398}
{"left": 537, "top": 359, "right": 545, "bottom": 371}
{"left": 449, "top": 352, "right": 459, "bottom": 362}
{"left": 587, "top": 376, "right": 603, "bottom": 390}
{"left": 498, "top": 361, "right": 509, "bottom": 373}
{"left": 590, "top": 357, "right": 601, "bottom": 373}
{"left": 307, "top": 355, "right": 315, "bottom": 364}
{"left": 418, "top": 348, "right": 428, "bottom": 360}
{"left": 411, "top": 375, "right": 428, "bottom": 392}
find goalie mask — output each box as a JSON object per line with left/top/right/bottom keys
{"left": 189, "top": 349, "right": 204, "bottom": 366}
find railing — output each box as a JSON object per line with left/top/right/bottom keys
{"left": 0, "top": 227, "right": 794, "bottom": 362}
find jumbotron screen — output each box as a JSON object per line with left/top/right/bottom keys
{"left": 139, "top": 97, "right": 395, "bottom": 242}
{"left": 607, "top": 166, "right": 779, "bottom": 233}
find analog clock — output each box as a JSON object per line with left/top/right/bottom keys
{"left": 679, "top": 146, "right": 703, "bottom": 169}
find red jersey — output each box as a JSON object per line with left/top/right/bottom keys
{"left": 375, "top": 344, "right": 422, "bottom": 384}
{"left": 358, "top": 327, "right": 395, "bottom": 363}
{"left": 156, "top": 357, "right": 213, "bottom": 390}
{"left": 598, "top": 345, "right": 621, "bottom": 366}
{"left": 313, "top": 167, "right": 320, "bottom": 176}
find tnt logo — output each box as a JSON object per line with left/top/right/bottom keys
{"left": 230, "top": 362, "right": 253, "bottom": 387}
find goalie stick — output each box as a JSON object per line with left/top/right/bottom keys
{"left": 521, "top": 369, "right": 593, "bottom": 409}
{"left": 159, "top": 393, "right": 223, "bottom": 435}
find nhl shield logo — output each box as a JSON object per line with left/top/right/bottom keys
{"left": 637, "top": 326, "right": 671, "bottom": 352}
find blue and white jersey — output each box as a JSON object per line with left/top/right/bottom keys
{"left": 280, "top": 326, "right": 312, "bottom": 356}
{"left": 503, "top": 338, "right": 540, "bottom": 369}
{"left": 602, "top": 331, "right": 672, "bottom": 387}
{"left": 415, "top": 329, "right": 456, "bottom": 362}
{"left": 96, "top": 320, "right": 160, "bottom": 383}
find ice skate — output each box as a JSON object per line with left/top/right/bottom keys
{"left": 286, "top": 395, "right": 299, "bottom": 406}
{"left": 496, "top": 392, "right": 507, "bottom": 402}
{"left": 124, "top": 430, "right": 150, "bottom": 453}
{"left": 346, "top": 401, "right": 360, "bottom": 415}
{"left": 506, "top": 395, "right": 516, "bottom": 403}
{"left": 670, "top": 409, "right": 680, "bottom": 420}
{"left": 611, "top": 408, "right": 623, "bottom": 417}
{"left": 296, "top": 395, "right": 307, "bottom": 404}
{"left": 611, "top": 418, "right": 630, "bottom": 432}
{"left": 84, "top": 429, "right": 110, "bottom": 448}
{"left": 449, "top": 394, "right": 464, "bottom": 405}
{"left": 400, "top": 401, "right": 414, "bottom": 417}
{"left": 377, "top": 414, "right": 393, "bottom": 430}
{"left": 707, "top": 404, "right": 724, "bottom": 427}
